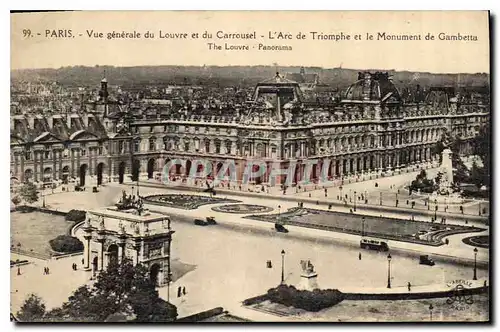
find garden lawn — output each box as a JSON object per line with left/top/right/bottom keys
{"left": 11, "top": 211, "right": 73, "bottom": 257}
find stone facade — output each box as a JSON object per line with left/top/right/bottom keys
{"left": 10, "top": 72, "right": 490, "bottom": 187}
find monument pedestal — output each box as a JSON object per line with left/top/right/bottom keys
{"left": 297, "top": 272, "right": 319, "bottom": 291}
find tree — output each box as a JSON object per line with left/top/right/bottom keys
{"left": 470, "top": 161, "right": 487, "bottom": 188}
{"left": 18, "top": 182, "right": 39, "bottom": 204}
{"left": 11, "top": 195, "right": 21, "bottom": 206}
{"left": 48, "top": 260, "right": 177, "bottom": 322}
{"left": 17, "top": 294, "right": 46, "bottom": 322}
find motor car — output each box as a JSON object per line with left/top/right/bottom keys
{"left": 206, "top": 217, "right": 217, "bottom": 225}
{"left": 419, "top": 255, "right": 435, "bottom": 266}
{"left": 429, "top": 226, "right": 439, "bottom": 232}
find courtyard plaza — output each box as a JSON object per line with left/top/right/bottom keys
{"left": 74, "top": 210, "right": 486, "bottom": 319}
{"left": 30, "top": 182, "right": 488, "bottom": 262}
{"left": 157, "top": 162, "right": 489, "bottom": 219}
{"left": 11, "top": 182, "right": 488, "bottom": 320}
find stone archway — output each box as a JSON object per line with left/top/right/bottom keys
{"left": 43, "top": 167, "right": 52, "bottom": 184}
{"left": 97, "top": 162, "right": 105, "bottom": 186}
{"left": 107, "top": 244, "right": 119, "bottom": 267}
{"left": 24, "top": 169, "right": 33, "bottom": 183}
{"left": 92, "top": 256, "right": 98, "bottom": 276}
{"left": 79, "top": 164, "right": 88, "bottom": 187}
{"left": 150, "top": 263, "right": 161, "bottom": 287}
{"left": 62, "top": 166, "right": 70, "bottom": 184}
{"left": 147, "top": 158, "right": 156, "bottom": 179}
{"left": 118, "top": 162, "right": 126, "bottom": 184}
{"left": 131, "top": 159, "right": 140, "bottom": 182}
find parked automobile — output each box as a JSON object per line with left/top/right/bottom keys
{"left": 429, "top": 226, "right": 439, "bottom": 232}
{"left": 419, "top": 255, "right": 435, "bottom": 266}
{"left": 206, "top": 217, "right": 217, "bottom": 225}
{"left": 275, "top": 223, "right": 289, "bottom": 233}
{"left": 75, "top": 186, "right": 85, "bottom": 192}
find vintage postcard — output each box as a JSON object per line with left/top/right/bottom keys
{"left": 10, "top": 11, "right": 490, "bottom": 323}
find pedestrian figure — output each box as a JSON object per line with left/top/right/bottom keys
{"left": 177, "top": 286, "right": 182, "bottom": 298}
{"left": 408, "top": 282, "right": 411, "bottom": 292}
{"left": 359, "top": 252, "right": 362, "bottom": 260}
{"left": 46, "top": 268, "right": 50, "bottom": 275}
{"left": 445, "top": 239, "right": 449, "bottom": 245}
{"left": 82, "top": 258, "right": 84, "bottom": 265}
{"left": 182, "top": 287, "right": 186, "bottom": 295}
{"left": 17, "top": 267, "right": 21, "bottom": 275}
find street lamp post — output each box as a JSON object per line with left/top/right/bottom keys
{"left": 387, "top": 253, "right": 392, "bottom": 288}
{"left": 429, "top": 304, "right": 434, "bottom": 321}
{"left": 473, "top": 247, "right": 478, "bottom": 280}
{"left": 281, "top": 249, "right": 286, "bottom": 284}
{"left": 362, "top": 217, "right": 365, "bottom": 237}
{"left": 353, "top": 191, "right": 357, "bottom": 212}
{"left": 379, "top": 192, "right": 382, "bottom": 206}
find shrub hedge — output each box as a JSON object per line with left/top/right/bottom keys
{"left": 266, "top": 284, "right": 344, "bottom": 312}
{"left": 49, "top": 235, "right": 84, "bottom": 253}
{"left": 65, "top": 210, "right": 87, "bottom": 222}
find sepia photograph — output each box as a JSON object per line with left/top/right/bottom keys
{"left": 9, "top": 10, "right": 491, "bottom": 323}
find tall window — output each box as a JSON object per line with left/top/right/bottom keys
{"left": 118, "top": 141, "right": 124, "bottom": 154}
{"left": 225, "top": 141, "right": 232, "bottom": 154}
{"left": 134, "top": 139, "right": 140, "bottom": 152}
{"left": 184, "top": 142, "right": 190, "bottom": 152}
{"left": 98, "top": 145, "right": 103, "bottom": 155}
{"left": 149, "top": 138, "right": 156, "bottom": 151}
{"left": 215, "top": 140, "right": 221, "bottom": 154}
{"left": 205, "top": 139, "right": 210, "bottom": 153}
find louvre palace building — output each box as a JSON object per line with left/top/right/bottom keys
{"left": 10, "top": 71, "right": 490, "bottom": 188}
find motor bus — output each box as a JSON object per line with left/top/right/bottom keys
{"left": 360, "top": 237, "right": 389, "bottom": 251}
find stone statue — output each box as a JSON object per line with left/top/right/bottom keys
{"left": 98, "top": 216, "right": 105, "bottom": 230}
{"left": 300, "top": 260, "right": 315, "bottom": 274}
{"left": 118, "top": 220, "right": 126, "bottom": 234}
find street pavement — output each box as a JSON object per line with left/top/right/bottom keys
{"left": 12, "top": 178, "right": 490, "bottom": 321}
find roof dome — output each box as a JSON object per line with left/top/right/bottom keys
{"left": 344, "top": 72, "right": 401, "bottom": 103}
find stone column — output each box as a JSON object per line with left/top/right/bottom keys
{"left": 119, "top": 241, "right": 126, "bottom": 264}
{"left": 52, "top": 149, "right": 57, "bottom": 180}
{"left": 100, "top": 240, "right": 105, "bottom": 271}
{"left": 20, "top": 153, "right": 25, "bottom": 182}
{"left": 58, "top": 150, "right": 63, "bottom": 179}
{"left": 76, "top": 149, "right": 81, "bottom": 175}
{"left": 39, "top": 151, "right": 44, "bottom": 182}
{"left": 88, "top": 148, "right": 93, "bottom": 175}
{"left": 84, "top": 234, "right": 92, "bottom": 270}
{"left": 71, "top": 149, "right": 75, "bottom": 177}
{"left": 13, "top": 152, "right": 19, "bottom": 179}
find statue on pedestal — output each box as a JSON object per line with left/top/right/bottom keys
{"left": 298, "top": 260, "right": 319, "bottom": 291}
